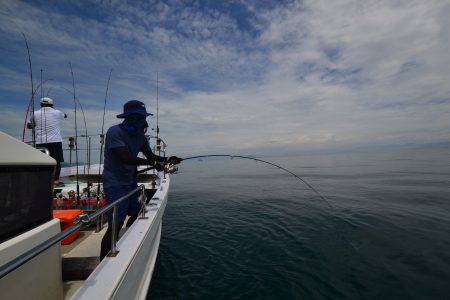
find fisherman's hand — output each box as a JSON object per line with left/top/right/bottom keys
{"left": 153, "top": 162, "right": 165, "bottom": 172}
{"left": 166, "top": 156, "right": 183, "bottom": 165}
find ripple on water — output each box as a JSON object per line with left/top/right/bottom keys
{"left": 149, "top": 149, "right": 450, "bottom": 299}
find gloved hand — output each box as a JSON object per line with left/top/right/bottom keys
{"left": 166, "top": 156, "right": 183, "bottom": 165}
{"left": 153, "top": 162, "right": 165, "bottom": 172}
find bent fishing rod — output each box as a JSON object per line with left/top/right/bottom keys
{"left": 138, "top": 154, "right": 330, "bottom": 207}
{"left": 139, "top": 154, "right": 363, "bottom": 252}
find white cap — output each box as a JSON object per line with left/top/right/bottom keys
{"left": 40, "top": 97, "right": 53, "bottom": 105}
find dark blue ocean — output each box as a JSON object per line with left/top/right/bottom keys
{"left": 148, "top": 145, "right": 450, "bottom": 299}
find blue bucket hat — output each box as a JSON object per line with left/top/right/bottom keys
{"left": 117, "top": 100, "right": 153, "bottom": 118}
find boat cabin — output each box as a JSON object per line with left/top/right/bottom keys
{"left": 0, "top": 131, "right": 62, "bottom": 299}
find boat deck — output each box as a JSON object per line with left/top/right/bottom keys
{"left": 61, "top": 219, "right": 132, "bottom": 298}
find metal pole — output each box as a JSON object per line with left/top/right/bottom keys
{"left": 109, "top": 206, "right": 119, "bottom": 256}
{"left": 163, "top": 153, "right": 166, "bottom": 179}
{"left": 95, "top": 214, "right": 101, "bottom": 232}
{"left": 139, "top": 186, "right": 148, "bottom": 219}
{"left": 95, "top": 218, "right": 100, "bottom": 232}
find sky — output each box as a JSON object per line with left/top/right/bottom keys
{"left": 0, "top": 0, "right": 449, "bottom": 157}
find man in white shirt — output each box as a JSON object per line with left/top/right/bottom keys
{"left": 29, "top": 97, "right": 67, "bottom": 184}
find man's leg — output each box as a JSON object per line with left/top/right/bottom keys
{"left": 100, "top": 218, "right": 125, "bottom": 259}
{"left": 38, "top": 142, "right": 64, "bottom": 183}
{"left": 100, "top": 185, "right": 129, "bottom": 260}
{"left": 125, "top": 184, "right": 141, "bottom": 228}
{"left": 54, "top": 161, "right": 61, "bottom": 181}
{"left": 53, "top": 142, "right": 64, "bottom": 183}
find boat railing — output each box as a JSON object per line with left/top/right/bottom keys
{"left": 0, "top": 184, "right": 148, "bottom": 279}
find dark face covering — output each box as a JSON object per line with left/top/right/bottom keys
{"left": 120, "top": 115, "right": 148, "bottom": 136}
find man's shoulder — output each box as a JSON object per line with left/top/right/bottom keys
{"left": 106, "top": 124, "right": 123, "bottom": 136}
{"left": 49, "top": 108, "right": 63, "bottom": 116}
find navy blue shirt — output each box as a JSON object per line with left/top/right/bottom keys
{"left": 102, "top": 124, "right": 152, "bottom": 187}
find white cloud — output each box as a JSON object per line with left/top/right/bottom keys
{"left": 0, "top": 0, "right": 449, "bottom": 157}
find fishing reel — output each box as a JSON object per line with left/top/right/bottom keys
{"left": 68, "top": 190, "right": 77, "bottom": 204}
{"left": 165, "top": 163, "right": 178, "bottom": 174}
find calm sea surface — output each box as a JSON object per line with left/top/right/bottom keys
{"left": 148, "top": 146, "right": 450, "bottom": 299}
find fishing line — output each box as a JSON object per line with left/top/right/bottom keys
{"left": 182, "top": 154, "right": 363, "bottom": 254}
{"left": 182, "top": 154, "right": 332, "bottom": 207}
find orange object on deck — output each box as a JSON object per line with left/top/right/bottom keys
{"left": 53, "top": 209, "right": 83, "bottom": 245}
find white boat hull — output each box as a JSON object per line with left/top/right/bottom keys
{"left": 60, "top": 165, "right": 170, "bottom": 299}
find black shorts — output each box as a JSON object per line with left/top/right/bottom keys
{"left": 36, "top": 142, "right": 64, "bottom": 162}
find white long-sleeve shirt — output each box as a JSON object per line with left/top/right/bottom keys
{"left": 32, "top": 107, "right": 66, "bottom": 144}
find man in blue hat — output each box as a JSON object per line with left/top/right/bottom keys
{"left": 100, "top": 100, "right": 182, "bottom": 259}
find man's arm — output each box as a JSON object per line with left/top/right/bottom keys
{"left": 141, "top": 145, "right": 166, "bottom": 164}
{"left": 142, "top": 144, "right": 183, "bottom": 165}
{"left": 112, "top": 147, "right": 158, "bottom": 166}
{"left": 141, "top": 138, "right": 183, "bottom": 165}
{"left": 27, "top": 113, "right": 35, "bottom": 129}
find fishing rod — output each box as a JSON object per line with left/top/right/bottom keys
{"left": 96, "top": 69, "right": 113, "bottom": 198}
{"left": 76, "top": 97, "right": 88, "bottom": 173}
{"left": 72, "top": 97, "right": 88, "bottom": 174}
{"left": 40, "top": 69, "right": 48, "bottom": 144}
{"left": 182, "top": 155, "right": 330, "bottom": 205}
{"left": 137, "top": 154, "right": 330, "bottom": 206}
{"left": 99, "top": 69, "right": 112, "bottom": 168}
{"left": 22, "top": 79, "right": 51, "bottom": 142}
{"left": 22, "top": 32, "right": 36, "bottom": 147}
{"left": 69, "top": 62, "right": 80, "bottom": 203}
{"left": 59, "top": 85, "right": 89, "bottom": 174}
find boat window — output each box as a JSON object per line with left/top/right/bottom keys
{"left": 0, "top": 166, "right": 54, "bottom": 243}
